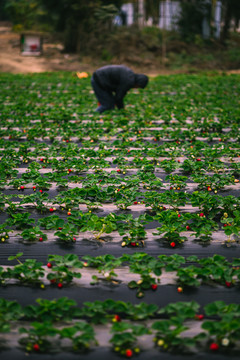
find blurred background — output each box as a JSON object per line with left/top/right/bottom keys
{"left": 0, "top": 0, "right": 240, "bottom": 73}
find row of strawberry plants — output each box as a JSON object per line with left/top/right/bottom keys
{"left": 1, "top": 205, "right": 239, "bottom": 246}
{"left": 1, "top": 252, "right": 239, "bottom": 295}
{"left": 0, "top": 296, "right": 240, "bottom": 355}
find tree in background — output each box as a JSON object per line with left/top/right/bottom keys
{"left": 177, "top": 0, "right": 211, "bottom": 41}
{"left": 221, "top": 0, "right": 240, "bottom": 41}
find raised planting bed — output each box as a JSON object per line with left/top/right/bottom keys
{"left": 0, "top": 72, "right": 240, "bottom": 359}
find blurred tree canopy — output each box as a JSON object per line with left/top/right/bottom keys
{"left": 1, "top": 0, "right": 240, "bottom": 51}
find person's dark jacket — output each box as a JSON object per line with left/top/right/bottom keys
{"left": 92, "top": 65, "right": 136, "bottom": 109}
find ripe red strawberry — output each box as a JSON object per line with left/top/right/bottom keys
{"left": 49, "top": 208, "right": 54, "bottom": 212}
{"left": 39, "top": 237, "right": 43, "bottom": 242}
{"left": 125, "top": 349, "right": 133, "bottom": 358}
{"left": 67, "top": 212, "right": 71, "bottom": 216}
{"left": 195, "top": 314, "right": 204, "bottom": 320}
{"left": 57, "top": 283, "right": 63, "bottom": 288}
{"left": 20, "top": 185, "right": 24, "bottom": 190}
{"left": 39, "top": 189, "right": 43, "bottom": 193}
{"left": 116, "top": 169, "right": 121, "bottom": 173}
{"left": 47, "top": 263, "right": 52, "bottom": 268}
{"left": 170, "top": 186, "right": 173, "bottom": 190}
{"left": 73, "top": 237, "right": 76, "bottom": 241}
{"left": 170, "top": 242, "right": 176, "bottom": 248}
{"left": 114, "top": 314, "right": 121, "bottom": 322}
{"left": 40, "top": 158, "right": 44, "bottom": 162}
{"left": 177, "top": 287, "right": 183, "bottom": 293}
{"left": 131, "top": 242, "right": 136, "bottom": 247}
{"left": 133, "top": 201, "right": 138, "bottom": 205}
{"left": 151, "top": 284, "right": 158, "bottom": 290}
{"left": 177, "top": 214, "right": 181, "bottom": 218}
{"left": 196, "top": 158, "right": 201, "bottom": 161}
{"left": 32, "top": 186, "right": 36, "bottom": 190}
{"left": 186, "top": 225, "right": 190, "bottom": 230}
{"left": 209, "top": 343, "right": 219, "bottom": 351}
{"left": 199, "top": 212, "right": 204, "bottom": 217}
{"left": 225, "top": 281, "right": 231, "bottom": 287}
{"left": 33, "top": 344, "right": 40, "bottom": 351}
{"left": 58, "top": 227, "right": 63, "bottom": 230}
{"left": 68, "top": 169, "right": 72, "bottom": 172}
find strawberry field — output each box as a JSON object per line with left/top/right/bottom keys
{"left": 0, "top": 72, "right": 240, "bottom": 360}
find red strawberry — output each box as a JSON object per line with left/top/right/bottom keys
{"left": 33, "top": 344, "right": 40, "bottom": 351}
{"left": 225, "top": 281, "right": 231, "bottom": 288}
{"left": 32, "top": 186, "right": 36, "bottom": 190}
{"left": 39, "top": 189, "right": 43, "bottom": 193}
{"left": 58, "top": 227, "right": 62, "bottom": 230}
{"left": 133, "top": 201, "right": 138, "bottom": 205}
{"left": 177, "top": 287, "right": 183, "bottom": 293}
{"left": 50, "top": 279, "right": 56, "bottom": 284}
{"left": 47, "top": 263, "right": 52, "bottom": 268}
{"left": 196, "top": 158, "right": 201, "bottom": 161}
{"left": 39, "top": 237, "right": 43, "bottom": 242}
{"left": 131, "top": 242, "right": 136, "bottom": 247}
{"left": 125, "top": 349, "right": 133, "bottom": 358}
{"left": 151, "top": 284, "right": 158, "bottom": 290}
{"left": 209, "top": 343, "right": 219, "bottom": 351}
{"left": 20, "top": 185, "right": 24, "bottom": 190}
{"left": 186, "top": 225, "right": 190, "bottom": 230}
{"left": 114, "top": 314, "right": 121, "bottom": 322}
{"left": 199, "top": 212, "right": 204, "bottom": 217}
{"left": 73, "top": 237, "right": 76, "bottom": 241}
{"left": 57, "top": 283, "right": 63, "bottom": 288}
{"left": 49, "top": 208, "right": 54, "bottom": 212}
{"left": 195, "top": 314, "right": 204, "bottom": 320}
{"left": 170, "top": 242, "right": 176, "bottom": 248}
{"left": 177, "top": 214, "right": 181, "bottom": 218}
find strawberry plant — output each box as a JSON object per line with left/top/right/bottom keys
{"left": 117, "top": 213, "right": 149, "bottom": 247}
{"left": 47, "top": 254, "right": 82, "bottom": 286}
{"left": 153, "top": 210, "right": 188, "bottom": 245}
{"left": 19, "top": 226, "right": 48, "bottom": 243}
{"left": 152, "top": 319, "right": 204, "bottom": 353}
{"left": 0, "top": 298, "right": 23, "bottom": 333}
{"left": 124, "top": 253, "right": 163, "bottom": 298}
{"left": 37, "top": 215, "right": 65, "bottom": 230}
{"left": 59, "top": 322, "right": 97, "bottom": 351}
{"left": 54, "top": 223, "right": 78, "bottom": 243}
{"left": 24, "top": 297, "right": 81, "bottom": 322}
{"left": 19, "top": 321, "right": 58, "bottom": 353}
{"left": 82, "top": 254, "right": 121, "bottom": 284}
{"left": 110, "top": 322, "right": 150, "bottom": 356}
{"left": 7, "top": 253, "right": 45, "bottom": 286}
{"left": 7, "top": 212, "right": 34, "bottom": 229}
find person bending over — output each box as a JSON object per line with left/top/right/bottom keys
{"left": 91, "top": 65, "right": 149, "bottom": 113}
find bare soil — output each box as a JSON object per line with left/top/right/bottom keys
{"left": 1, "top": 24, "right": 240, "bottom": 76}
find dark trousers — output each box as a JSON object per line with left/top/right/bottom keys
{"left": 91, "top": 77, "right": 115, "bottom": 113}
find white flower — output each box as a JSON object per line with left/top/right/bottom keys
{"left": 221, "top": 338, "right": 229, "bottom": 346}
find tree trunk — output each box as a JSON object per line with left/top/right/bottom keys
{"left": 138, "top": 0, "right": 145, "bottom": 27}
{"left": 221, "top": 1, "right": 232, "bottom": 42}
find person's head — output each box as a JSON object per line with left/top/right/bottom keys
{"left": 134, "top": 74, "right": 149, "bottom": 89}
